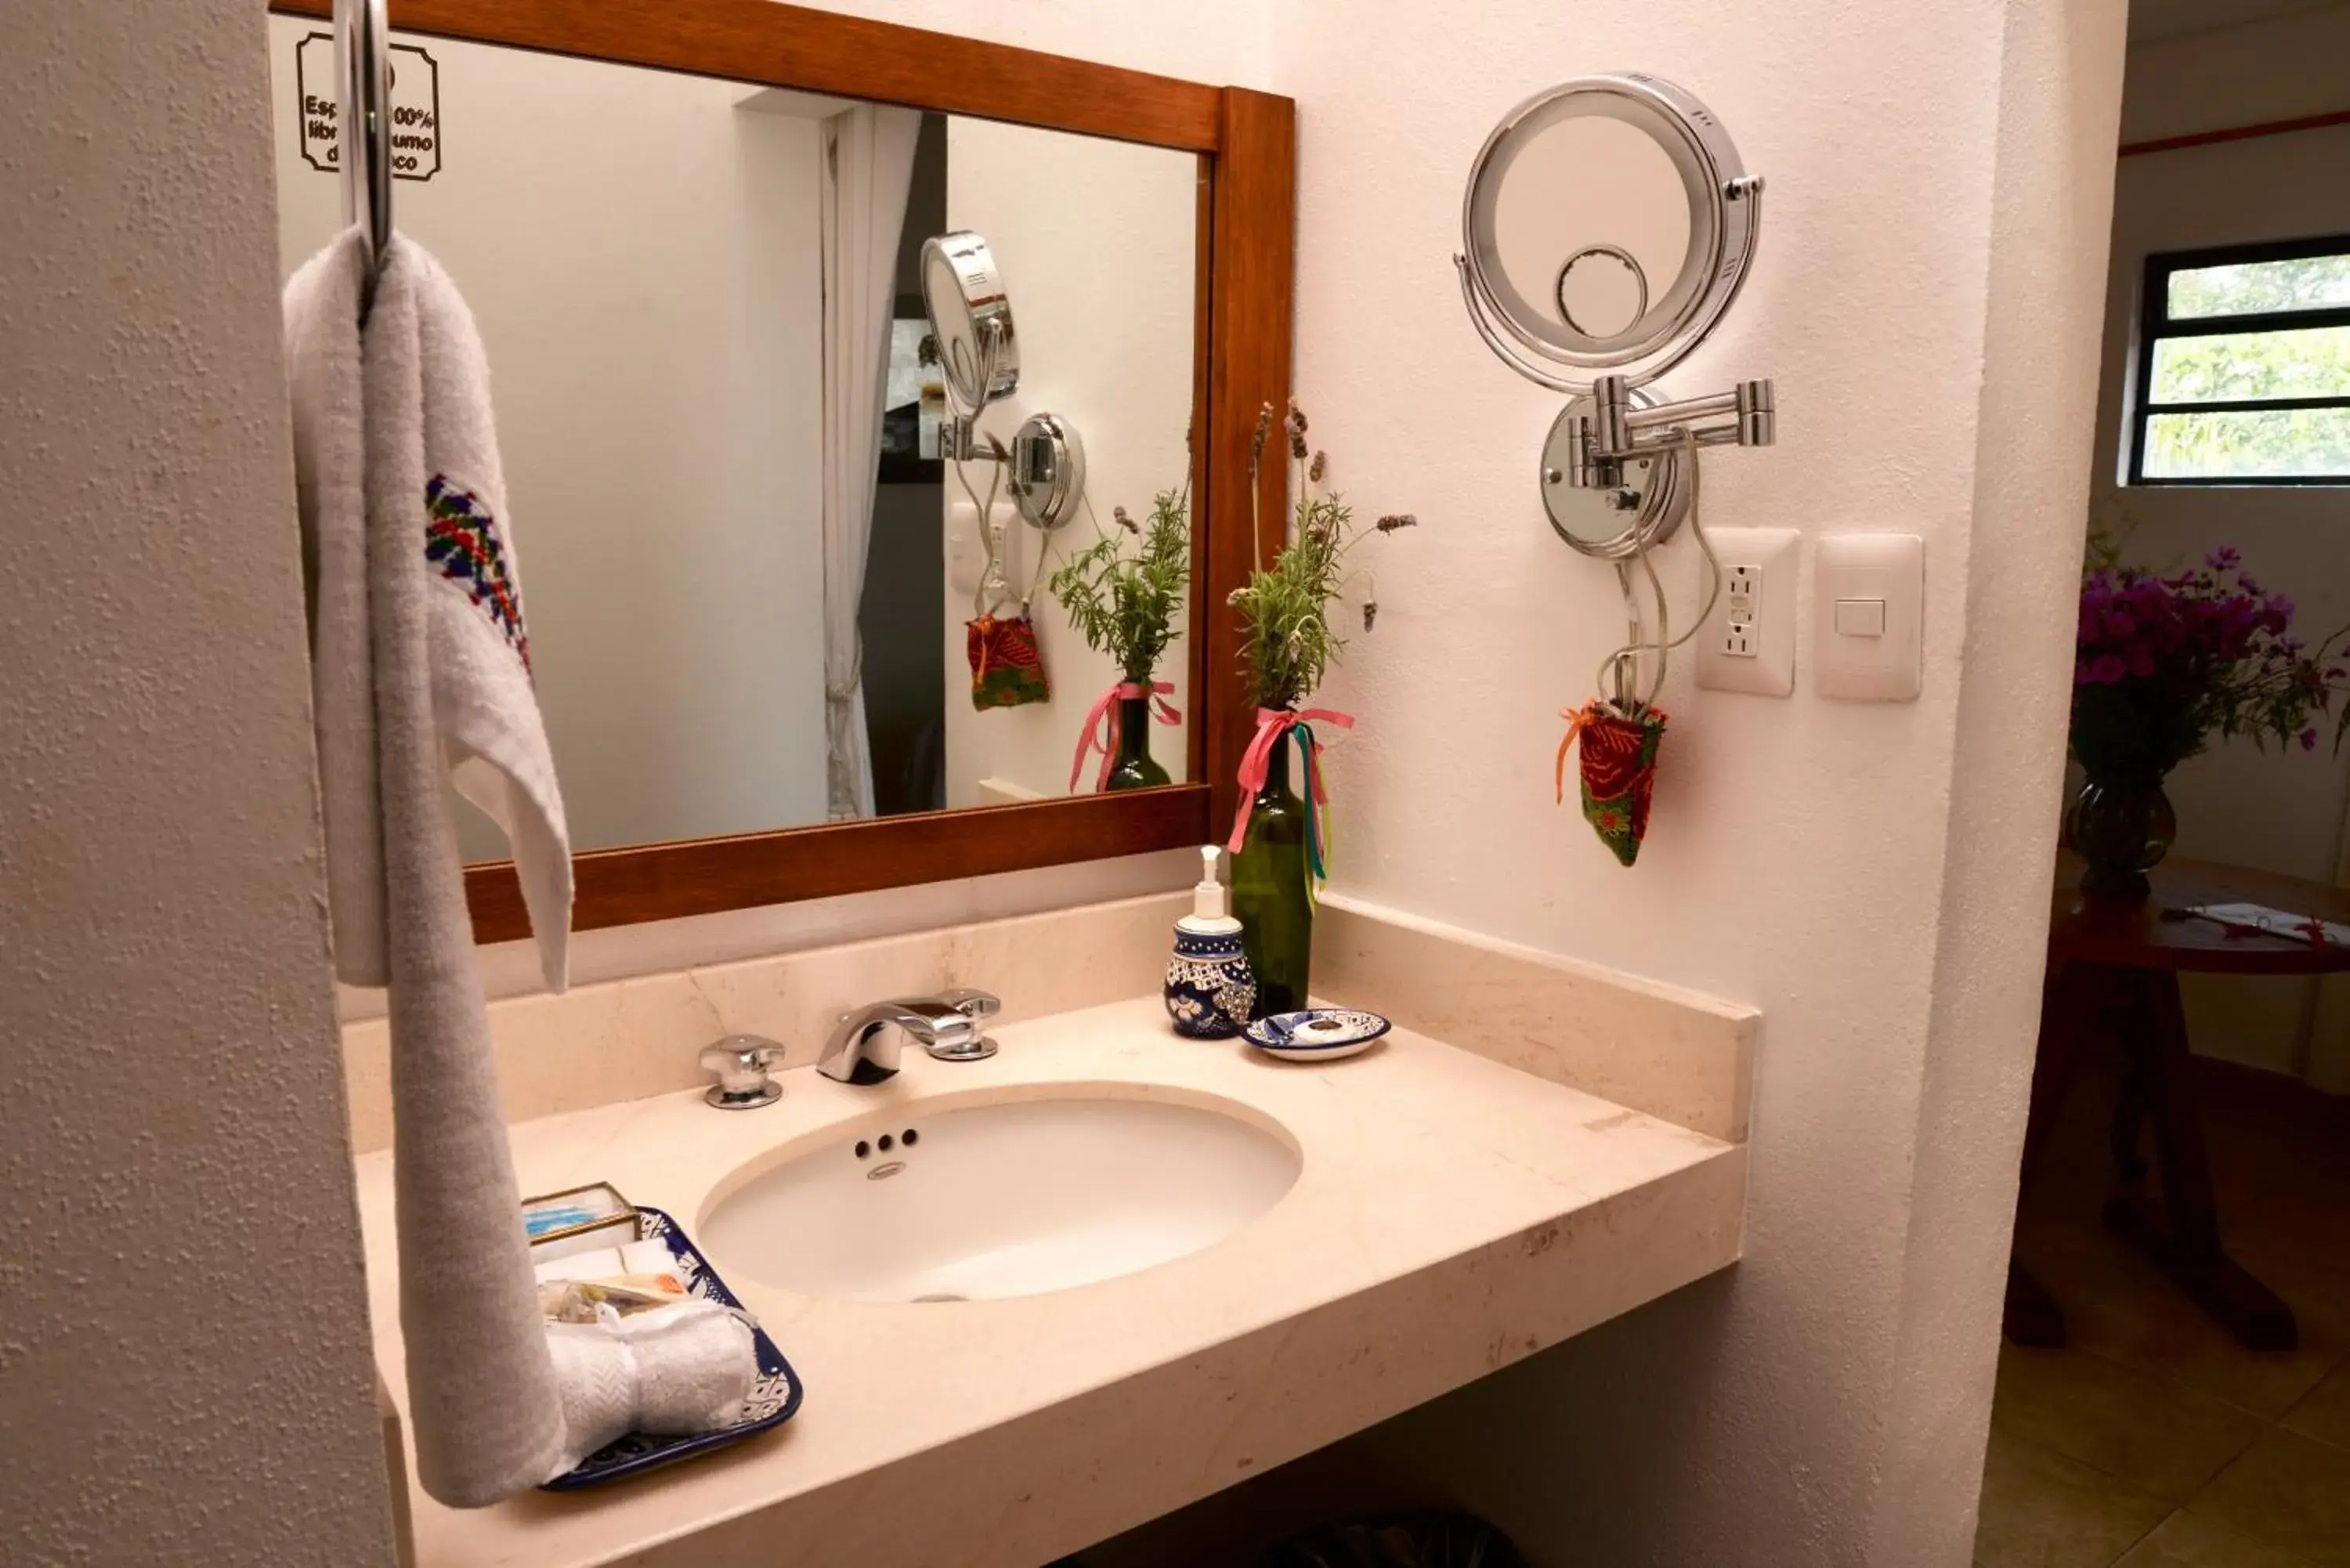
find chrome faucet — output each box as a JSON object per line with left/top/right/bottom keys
{"left": 818, "top": 989, "right": 1000, "bottom": 1085}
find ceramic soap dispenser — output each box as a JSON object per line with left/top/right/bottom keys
{"left": 1164, "top": 846, "right": 1256, "bottom": 1039}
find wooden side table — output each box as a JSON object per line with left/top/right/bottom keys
{"left": 2007, "top": 856, "right": 2350, "bottom": 1352}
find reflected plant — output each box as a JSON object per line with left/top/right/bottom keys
{"left": 1048, "top": 489, "right": 1190, "bottom": 684}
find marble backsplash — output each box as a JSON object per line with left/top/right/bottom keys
{"left": 341, "top": 889, "right": 1758, "bottom": 1153}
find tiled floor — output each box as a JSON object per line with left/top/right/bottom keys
{"left": 1978, "top": 1052, "right": 2350, "bottom": 1567}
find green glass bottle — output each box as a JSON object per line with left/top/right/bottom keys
{"left": 1231, "top": 733, "right": 1311, "bottom": 1017}
{"left": 1104, "top": 693, "right": 1172, "bottom": 792}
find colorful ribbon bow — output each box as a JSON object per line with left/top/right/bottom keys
{"left": 1227, "top": 706, "right": 1354, "bottom": 887}
{"left": 1069, "top": 680, "right": 1181, "bottom": 792}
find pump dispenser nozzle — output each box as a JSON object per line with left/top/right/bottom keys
{"left": 1187, "top": 845, "right": 1237, "bottom": 929}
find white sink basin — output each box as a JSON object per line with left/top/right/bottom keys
{"left": 700, "top": 1092, "right": 1301, "bottom": 1302}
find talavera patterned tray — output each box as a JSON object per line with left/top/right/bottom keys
{"left": 540, "top": 1206, "right": 804, "bottom": 1490}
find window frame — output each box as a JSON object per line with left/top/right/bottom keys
{"left": 2129, "top": 231, "right": 2350, "bottom": 488}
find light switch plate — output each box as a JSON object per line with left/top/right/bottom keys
{"left": 1696, "top": 526, "right": 1799, "bottom": 697}
{"left": 945, "top": 494, "right": 987, "bottom": 598}
{"left": 1814, "top": 533, "right": 1923, "bottom": 701}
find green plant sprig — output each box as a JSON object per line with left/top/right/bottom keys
{"left": 1048, "top": 489, "right": 1191, "bottom": 683}
{"left": 1230, "top": 399, "right": 1416, "bottom": 710}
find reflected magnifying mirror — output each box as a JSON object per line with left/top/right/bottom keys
{"left": 922, "top": 230, "right": 1019, "bottom": 426}
{"left": 1456, "top": 74, "right": 1775, "bottom": 558}
{"left": 922, "top": 229, "right": 1086, "bottom": 529}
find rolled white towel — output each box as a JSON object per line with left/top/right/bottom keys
{"left": 542, "top": 1299, "right": 758, "bottom": 1479}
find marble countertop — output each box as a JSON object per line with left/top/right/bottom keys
{"left": 353, "top": 996, "right": 1746, "bottom": 1568}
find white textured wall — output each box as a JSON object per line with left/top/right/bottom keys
{"left": 2091, "top": 16, "right": 2350, "bottom": 1081}
{"left": 269, "top": 18, "right": 829, "bottom": 856}
{"left": 1262, "top": 0, "right": 2124, "bottom": 1563}
{"left": 941, "top": 122, "right": 1200, "bottom": 805}
{"left": 0, "top": 1, "right": 397, "bottom": 1563}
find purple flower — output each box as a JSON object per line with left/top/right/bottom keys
{"left": 2104, "top": 611, "right": 2137, "bottom": 641}
{"left": 2302, "top": 728, "right": 2320, "bottom": 752}
{"left": 2084, "top": 653, "right": 2129, "bottom": 685}
{"left": 2207, "top": 545, "right": 2241, "bottom": 570}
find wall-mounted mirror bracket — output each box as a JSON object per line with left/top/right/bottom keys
{"left": 1459, "top": 74, "right": 1778, "bottom": 565}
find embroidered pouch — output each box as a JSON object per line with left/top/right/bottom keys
{"left": 967, "top": 614, "right": 1050, "bottom": 710}
{"left": 1558, "top": 702, "right": 1667, "bottom": 866}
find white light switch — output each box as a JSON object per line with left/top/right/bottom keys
{"left": 1833, "top": 598, "right": 1887, "bottom": 638}
{"left": 1815, "top": 535, "right": 1923, "bottom": 701}
{"left": 944, "top": 494, "right": 986, "bottom": 598}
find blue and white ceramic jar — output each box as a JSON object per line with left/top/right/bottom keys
{"left": 1165, "top": 925, "right": 1256, "bottom": 1039}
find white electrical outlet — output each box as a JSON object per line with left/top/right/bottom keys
{"left": 1696, "top": 528, "right": 1799, "bottom": 696}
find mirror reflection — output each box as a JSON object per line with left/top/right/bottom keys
{"left": 268, "top": 20, "right": 1198, "bottom": 858}
{"left": 1491, "top": 113, "right": 1690, "bottom": 348}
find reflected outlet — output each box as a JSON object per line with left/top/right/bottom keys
{"left": 1696, "top": 527, "right": 1799, "bottom": 697}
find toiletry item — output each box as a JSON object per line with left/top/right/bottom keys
{"left": 522, "top": 1182, "right": 642, "bottom": 1264}
{"left": 543, "top": 1298, "right": 760, "bottom": 1479}
{"left": 1245, "top": 1006, "right": 1392, "bottom": 1062}
{"left": 540, "top": 1274, "right": 690, "bottom": 1324}
{"left": 1165, "top": 846, "right": 1256, "bottom": 1039}
{"left": 541, "top": 1206, "right": 802, "bottom": 1490}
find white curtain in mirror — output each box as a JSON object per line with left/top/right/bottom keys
{"left": 820, "top": 104, "right": 920, "bottom": 819}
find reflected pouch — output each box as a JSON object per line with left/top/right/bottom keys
{"left": 967, "top": 614, "right": 1050, "bottom": 710}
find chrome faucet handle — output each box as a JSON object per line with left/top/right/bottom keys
{"left": 699, "top": 1035, "right": 784, "bottom": 1110}
{"left": 928, "top": 988, "right": 1000, "bottom": 1063}
{"left": 939, "top": 987, "right": 1001, "bottom": 1020}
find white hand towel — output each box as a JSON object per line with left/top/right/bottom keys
{"left": 288, "top": 236, "right": 573, "bottom": 995}
{"left": 543, "top": 1301, "right": 759, "bottom": 1479}
{"left": 283, "top": 229, "right": 572, "bottom": 1506}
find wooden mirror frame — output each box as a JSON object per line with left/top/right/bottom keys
{"left": 271, "top": 0, "right": 1293, "bottom": 941}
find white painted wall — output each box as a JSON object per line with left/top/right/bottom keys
{"left": 941, "top": 123, "right": 1200, "bottom": 805}
{"left": 2088, "top": 11, "right": 2350, "bottom": 1079}
{"left": 1259, "top": 1, "right": 2125, "bottom": 1563}
{"left": 269, "top": 18, "right": 829, "bottom": 856}
{"left": 0, "top": 1, "right": 397, "bottom": 1562}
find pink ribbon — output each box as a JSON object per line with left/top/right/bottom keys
{"left": 1069, "top": 681, "right": 1180, "bottom": 793}
{"left": 1226, "top": 706, "right": 1355, "bottom": 866}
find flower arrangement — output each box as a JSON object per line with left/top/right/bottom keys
{"left": 1048, "top": 489, "right": 1191, "bottom": 684}
{"left": 2067, "top": 534, "right": 2348, "bottom": 894}
{"left": 1228, "top": 399, "right": 1415, "bottom": 710}
{"left": 2073, "top": 539, "right": 2348, "bottom": 779}
{"left": 1219, "top": 399, "right": 1415, "bottom": 1017}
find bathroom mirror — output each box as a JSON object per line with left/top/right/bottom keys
{"left": 265, "top": 0, "right": 1293, "bottom": 938}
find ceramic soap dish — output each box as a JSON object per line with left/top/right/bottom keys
{"left": 540, "top": 1205, "right": 804, "bottom": 1490}
{"left": 1243, "top": 1007, "right": 1393, "bottom": 1063}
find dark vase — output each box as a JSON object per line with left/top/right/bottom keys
{"left": 1231, "top": 733, "right": 1312, "bottom": 1017}
{"left": 2066, "top": 771, "right": 2177, "bottom": 898}
{"left": 1104, "top": 694, "right": 1172, "bottom": 792}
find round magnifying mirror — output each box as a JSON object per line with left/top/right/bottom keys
{"left": 920, "top": 231, "right": 1020, "bottom": 415}
{"left": 1462, "top": 74, "right": 1759, "bottom": 391}
{"left": 1538, "top": 387, "right": 1688, "bottom": 559}
{"left": 1010, "top": 413, "right": 1086, "bottom": 532}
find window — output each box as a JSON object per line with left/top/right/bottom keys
{"left": 2131, "top": 234, "right": 2350, "bottom": 486}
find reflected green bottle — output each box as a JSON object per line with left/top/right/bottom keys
{"left": 1231, "top": 734, "right": 1311, "bottom": 1017}
{"left": 1104, "top": 693, "right": 1172, "bottom": 792}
